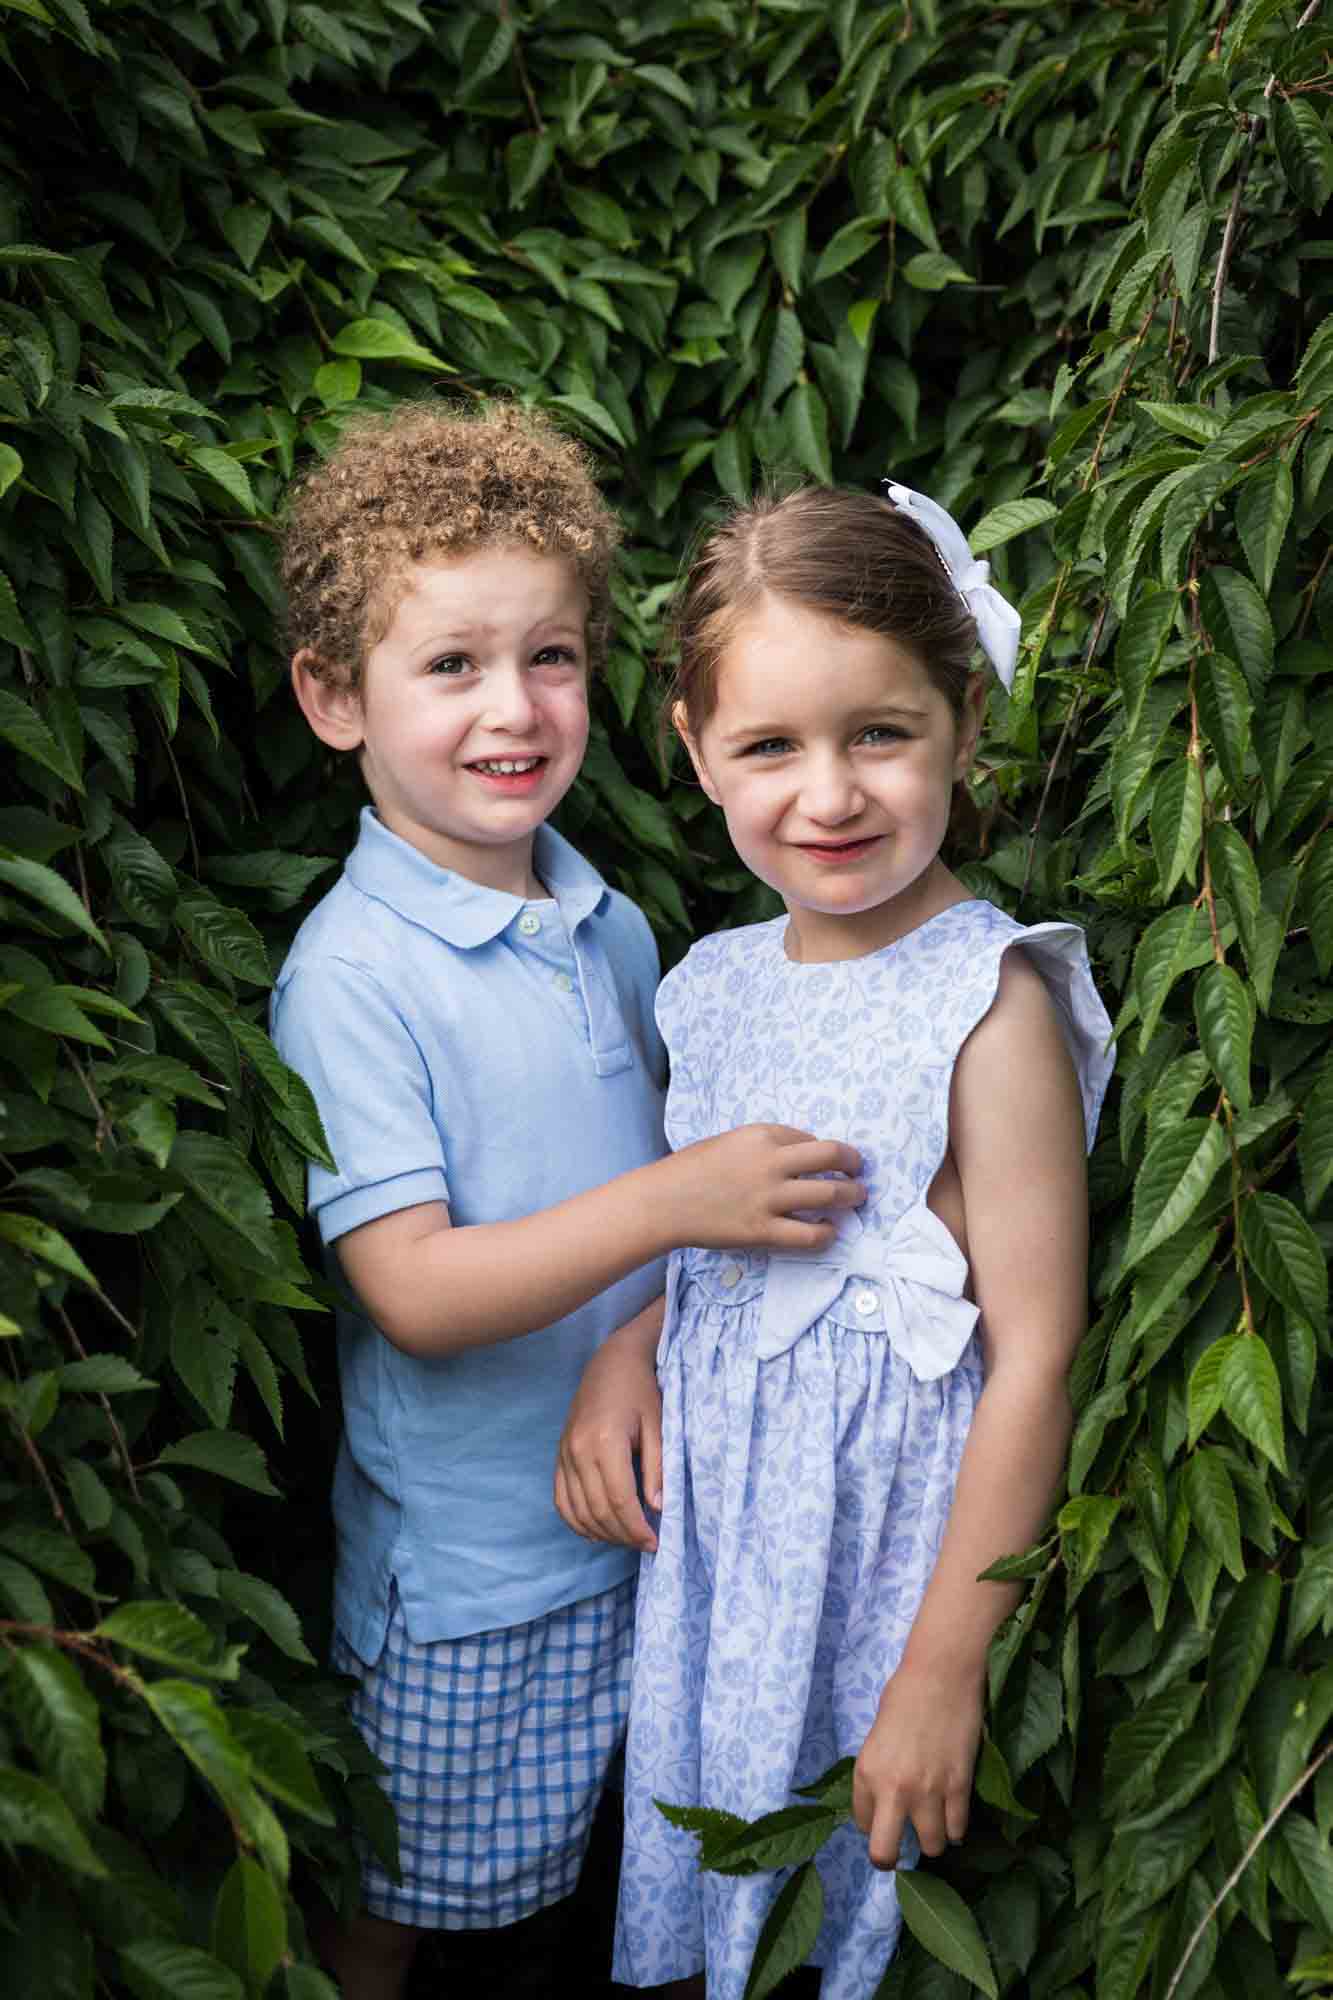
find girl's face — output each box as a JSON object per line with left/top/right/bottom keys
{"left": 681, "top": 593, "right": 983, "bottom": 963}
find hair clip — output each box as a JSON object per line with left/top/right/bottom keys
{"left": 880, "top": 479, "right": 1021, "bottom": 690}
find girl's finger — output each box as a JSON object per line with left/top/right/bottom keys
{"left": 911, "top": 1799, "right": 949, "bottom": 1858}
{"left": 868, "top": 1802, "right": 906, "bottom": 1872}
{"left": 945, "top": 1787, "right": 970, "bottom": 1845}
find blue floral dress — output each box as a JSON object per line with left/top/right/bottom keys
{"left": 613, "top": 900, "right": 1112, "bottom": 1999}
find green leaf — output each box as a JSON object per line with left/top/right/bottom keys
{"left": 119, "top": 1940, "right": 245, "bottom": 2000}
{"left": 1197, "top": 566, "right": 1273, "bottom": 698}
{"left": 0, "top": 1767, "right": 108, "bottom": 1877}
{"left": 1131, "top": 903, "right": 1211, "bottom": 1043}
{"left": 0, "top": 1210, "right": 104, "bottom": 1293}
{"left": 1125, "top": 1119, "right": 1228, "bottom": 1269}
{"left": 0, "top": 693, "right": 84, "bottom": 792}
{"left": 1300, "top": 1058, "right": 1333, "bottom": 1211}
{"left": 1103, "top": 1682, "right": 1204, "bottom": 1815}
{"left": 141, "top": 1680, "right": 255, "bottom": 1816}
{"left": 1195, "top": 651, "right": 1253, "bottom": 794}
{"left": 96, "top": 1601, "right": 244, "bottom": 1679}
{"left": 0, "top": 1520, "right": 97, "bottom": 1596}
{"left": 564, "top": 186, "right": 634, "bottom": 250}
{"left": 330, "top": 318, "right": 456, "bottom": 376}
{"left": 1234, "top": 457, "right": 1293, "bottom": 596}
{"left": 1194, "top": 961, "right": 1252, "bottom": 1112}
{"left": 785, "top": 382, "right": 832, "bottom": 484}
{"left": 176, "top": 891, "right": 271, "bottom": 986}
{"left": 1208, "top": 1569, "right": 1280, "bottom": 1743}
{"left": 228, "top": 1710, "right": 334, "bottom": 1824}
{"left": 1219, "top": 1334, "right": 1286, "bottom": 1471}
{"left": 1274, "top": 97, "right": 1333, "bottom": 213}
{"left": 0, "top": 848, "right": 107, "bottom": 950}
{"left": 211, "top": 1856, "right": 286, "bottom": 1996}
{"left": 169, "top": 1131, "right": 275, "bottom": 1254}
{"left": 973, "top": 1734, "right": 1037, "bottom": 1820}
{"left": 897, "top": 1869, "right": 999, "bottom": 1999}
{"left": 217, "top": 1570, "right": 316, "bottom": 1664}
{"left": 156, "top": 1430, "right": 280, "bottom": 1496}
{"left": 742, "top": 1861, "right": 825, "bottom": 2000}
{"left": 1116, "top": 586, "right": 1178, "bottom": 735}
{"left": 7, "top": 1645, "right": 106, "bottom": 1820}
{"left": 1182, "top": 1448, "right": 1244, "bottom": 1580}
{"left": 902, "top": 251, "right": 975, "bottom": 291}
{"left": 968, "top": 498, "right": 1057, "bottom": 555}
{"left": 60, "top": 1355, "right": 155, "bottom": 1394}
{"left": 1149, "top": 754, "right": 1203, "bottom": 896}
{"left": 1241, "top": 1193, "right": 1327, "bottom": 1323}
{"left": 186, "top": 448, "right": 256, "bottom": 517}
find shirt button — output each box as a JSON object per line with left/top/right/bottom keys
{"left": 854, "top": 1287, "right": 878, "bottom": 1317}
{"left": 552, "top": 970, "right": 574, "bottom": 994}
{"left": 719, "top": 1262, "right": 742, "bottom": 1290}
{"left": 517, "top": 911, "right": 541, "bottom": 936}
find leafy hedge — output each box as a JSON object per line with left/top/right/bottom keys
{"left": 0, "top": 2, "right": 1330, "bottom": 1997}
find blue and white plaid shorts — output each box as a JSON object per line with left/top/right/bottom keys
{"left": 331, "top": 1576, "right": 635, "bottom": 1930}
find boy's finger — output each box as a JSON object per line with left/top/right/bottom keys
{"left": 781, "top": 1139, "right": 863, "bottom": 1178}
{"left": 640, "top": 1405, "right": 663, "bottom": 1517}
{"left": 786, "top": 1175, "right": 866, "bottom": 1210}
{"left": 555, "top": 1458, "right": 592, "bottom": 1540}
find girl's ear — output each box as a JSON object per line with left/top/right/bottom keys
{"left": 292, "top": 649, "right": 365, "bottom": 751}
{"left": 673, "top": 701, "right": 722, "bottom": 806}
{"left": 952, "top": 673, "right": 987, "bottom": 780}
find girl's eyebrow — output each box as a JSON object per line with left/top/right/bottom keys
{"left": 718, "top": 703, "right": 931, "bottom": 746}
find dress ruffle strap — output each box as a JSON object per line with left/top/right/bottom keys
{"left": 756, "top": 1202, "right": 979, "bottom": 1378}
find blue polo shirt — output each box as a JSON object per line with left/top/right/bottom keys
{"left": 270, "top": 808, "right": 667, "bottom": 1656}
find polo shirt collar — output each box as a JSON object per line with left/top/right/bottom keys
{"left": 344, "top": 807, "right": 607, "bottom": 948}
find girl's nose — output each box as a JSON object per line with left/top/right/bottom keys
{"left": 800, "top": 755, "right": 863, "bottom": 825}
{"left": 482, "top": 666, "right": 538, "bottom": 732}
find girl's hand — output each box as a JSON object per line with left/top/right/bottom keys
{"left": 851, "top": 1661, "right": 984, "bottom": 1871}
{"left": 661, "top": 1124, "right": 864, "bottom": 1251}
{"left": 555, "top": 1302, "right": 664, "bottom": 1553}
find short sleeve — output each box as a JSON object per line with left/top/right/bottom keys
{"left": 270, "top": 958, "right": 450, "bottom": 1244}
{"left": 1008, "top": 923, "right": 1115, "bottom": 1152}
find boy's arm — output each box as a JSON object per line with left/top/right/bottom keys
{"left": 336, "top": 1122, "right": 862, "bottom": 1357}
{"left": 852, "top": 951, "right": 1089, "bottom": 1870}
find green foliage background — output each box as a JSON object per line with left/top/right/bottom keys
{"left": 0, "top": 2, "right": 1330, "bottom": 1996}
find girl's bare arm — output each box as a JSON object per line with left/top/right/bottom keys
{"left": 852, "top": 951, "right": 1090, "bottom": 1869}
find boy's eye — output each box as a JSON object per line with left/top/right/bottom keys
{"left": 427, "top": 654, "right": 470, "bottom": 676}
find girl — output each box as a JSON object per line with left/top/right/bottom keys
{"left": 556, "top": 481, "right": 1113, "bottom": 1998}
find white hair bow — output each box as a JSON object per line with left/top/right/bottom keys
{"left": 881, "top": 480, "right": 1022, "bottom": 690}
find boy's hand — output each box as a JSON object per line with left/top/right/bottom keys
{"left": 663, "top": 1125, "right": 864, "bottom": 1251}
{"left": 556, "top": 1303, "right": 664, "bottom": 1553}
{"left": 851, "top": 1661, "right": 983, "bottom": 1871}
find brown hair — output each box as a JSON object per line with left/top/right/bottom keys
{"left": 667, "top": 484, "right": 979, "bottom": 734}
{"left": 279, "top": 400, "right": 620, "bottom": 688}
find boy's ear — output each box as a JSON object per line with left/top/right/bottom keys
{"left": 673, "top": 701, "right": 722, "bottom": 806}
{"left": 952, "top": 673, "right": 987, "bottom": 780}
{"left": 291, "top": 648, "right": 365, "bottom": 751}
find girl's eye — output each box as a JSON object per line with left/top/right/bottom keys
{"left": 427, "top": 654, "right": 470, "bottom": 676}
{"left": 743, "top": 737, "right": 792, "bottom": 757}
{"left": 532, "top": 644, "right": 580, "bottom": 668}
{"left": 861, "top": 724, "right": 908, "bottom": 746}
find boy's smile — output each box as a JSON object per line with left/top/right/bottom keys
{"left": 682, "top": 592, "right": 983, "bottom": 963}
{"left": 298, "top": 547, "right": 591, "bottom": 896}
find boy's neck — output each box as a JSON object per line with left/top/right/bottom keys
{"left": 372, "top": 808, "right": 546, "bottom": 902}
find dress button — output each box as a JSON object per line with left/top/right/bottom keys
{"left": 517, "top": 911, "right": 541, "bottom": 936}
{"left": 719, "top": 1262, "right": 742, "bottom": 1290}
{"left": 552, "top": 970, "right": 574, "bottom": 994}
{"left": 853, "top": 1287, "right": 878, "bottom": 1317}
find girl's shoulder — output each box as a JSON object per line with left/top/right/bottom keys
{"left": 662, "top": 915, "right": 784, "bottom": 989}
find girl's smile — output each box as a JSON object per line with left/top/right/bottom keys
{"left": 681, "top": 592, "right": 984, "bottom": 963}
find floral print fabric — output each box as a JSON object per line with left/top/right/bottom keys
{"left": 614, "top": 901, "right": 1112, "bottom": 1998}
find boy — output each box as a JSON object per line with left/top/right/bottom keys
{"left": 271, "top": 401, "right": 863, "bottom": 1999}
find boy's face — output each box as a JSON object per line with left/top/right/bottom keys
{"left": 301, "top": 548, "right": 591, "bottom": 895}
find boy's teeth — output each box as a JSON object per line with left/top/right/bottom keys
{"left": 475, "top": 758, "right": 540, "bottom": 774}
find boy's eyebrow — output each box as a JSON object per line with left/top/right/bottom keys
{"left": 415, "top": 616, "right": 586, "bottom": 646}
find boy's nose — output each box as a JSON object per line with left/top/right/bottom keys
{"left": 481, "top": 667, "right": 539, "bottom": 731}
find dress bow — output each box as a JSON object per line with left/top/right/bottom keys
{"left": 755, "top": 1202, "right": 979, "bottom": 1379}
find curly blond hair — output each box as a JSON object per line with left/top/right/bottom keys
{"left": 279, "top": 399, "right": 620, "bottom": 687}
